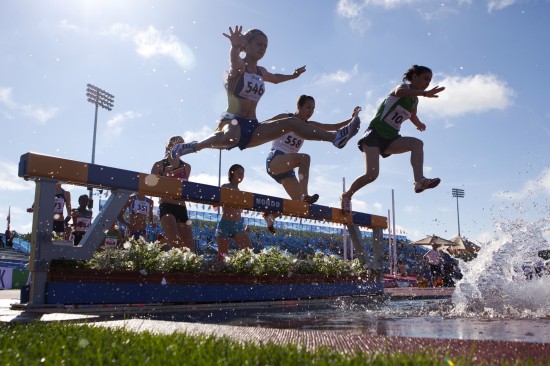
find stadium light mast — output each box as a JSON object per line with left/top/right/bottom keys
{"left": 452, "top": 188, "right": 465, "bottom": 237}
{"left": 86, "top": 84, "right": 114, "bottom": 208}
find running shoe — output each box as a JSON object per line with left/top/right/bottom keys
{"left": 263, "top": 212, "right": 276, "bottom": 234}
{"left": 303, "top": 194, "right": 319, "bottom": 204}
{"left": 171, "top": 141, "right": 198, "bottom": 158}
{"left": 414, "top": 177, "right": 441, "bottom": 193}
{"left": 340, "top": 195, "right": 352, "bottom": 214}
{"left": 333, "top": 116, "right": 361, "bottom": 148}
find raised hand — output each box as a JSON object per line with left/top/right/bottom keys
{"left": 223, "top": 25, "right": 244, "bottom": 47}
{"left": 425, "top": 85, "right": 445, "bottom": 98}
{"left": 293, "top": 65, "right": 307, "bottom": 78}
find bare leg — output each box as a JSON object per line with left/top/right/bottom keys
{"left": 268, "top": 153, "right": 311, "bottom": 199}
{"left": 385, "top": 137, "right": 424, "bottom": 182}
{"left": 247, "top": 117, "right": 335, "bottom": 148}
{"left": 342, "top": 145, "right": 381, "bottom": 200}
{"left": 280, "top": 177, "right": 303, "bottom": 201}
{"left": 160, "top": 214, "right": 179, "bottom": 247}
{"left": 217, "top": 237, "right": 230, "bottom": 255}
{"left": 233, "top": 232, "right": 252, "bottom": 250}
{"left": 195, "top": 121, "right": 242, "bottom": 152}
{"left": 177, "top": 221, "right": 194, "bottom": 250}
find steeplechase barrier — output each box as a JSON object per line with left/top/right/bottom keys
{"left": 18, "top": 152, "right": 387, "bottom": 306}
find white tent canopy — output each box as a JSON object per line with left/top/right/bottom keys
{"left": 412, "top": 234, "right": 458, "bottom": 248}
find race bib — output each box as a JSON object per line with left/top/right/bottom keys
{"left": 75, "top": 217, "right": 91, "bottom": 232}
{"left": 238, "top": 72, "right": 265, "bottom": 101}
{"left": 104, "top": 237, "right": 118, "bottom": 248}
{"left": 383, "top": 105, "right": 411, "bottom": 130}
{"left": 132, "top": 200, "right": 149, "bottom": 215}
{"left": 280, "top": 134, "right": 304, "bottom": 154}
{"left": 53, "top": 197, "right": 64, "bottom": 214}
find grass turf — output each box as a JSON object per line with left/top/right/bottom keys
{"left": 0, "top": 322, "right": 540, "bottom": 365}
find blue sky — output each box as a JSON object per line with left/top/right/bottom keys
{"left": 1, "top": 0, "right": 549, "bottom": 243}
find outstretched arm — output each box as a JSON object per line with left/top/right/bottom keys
{"left": 262, "top": 65, "right": 306, "bottom": 84}
{"left": 223, "top": 25, "right": 246, "bottom": 76}
{"left": 395, "top": 85, "right": 445, "bottom": 98}
{"left": 308, "top": 106, "right": 361, "bottom": 131}
{"left": 264, "top": 113, "right": 293, "bottom": 122}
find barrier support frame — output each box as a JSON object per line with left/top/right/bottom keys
{"left": 19, "top": 152, "right": 386, "bottom": 305}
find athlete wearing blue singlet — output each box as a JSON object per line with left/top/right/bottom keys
{"left": 216, "top": 164, "right": 253, "bottom": 256}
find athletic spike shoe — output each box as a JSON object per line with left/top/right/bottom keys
{"left": 303, "top": 194, "right": 319, "bottom": 204}
{"left": 333, "top": 116, "right": 361, "bottom": 148}
{"left": 340, "top": 195, "right": 352, "bottom": 214}
{"left": 171, "top": 141, "right": 198, "bottom": 158}
{"left": 414, "top": 177, "right": 441, "bottom": 193}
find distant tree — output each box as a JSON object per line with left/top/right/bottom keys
{"left": 19, "top": 232, "right": 32, "bottom": 242}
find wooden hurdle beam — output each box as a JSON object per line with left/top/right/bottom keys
{"left": 19, "top": 152, "right": 387, "bottom": 305}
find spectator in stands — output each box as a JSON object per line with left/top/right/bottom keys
{"left": 441, "top": 250, "right": 458, "bottom": 287}
{"left": 117, "top": 193, "right": 155, "bottom": 240}
{"left": 71, "top": 194, "right": 93, "bottom": 246}
{"left": 5, "top": 229, "right": 13, "bottom": 248}
{"left": 216, "top": 164, "right": 253, "bottom": 256}
{"left": 423, "top": 244, "right": 442, "bottom": 287}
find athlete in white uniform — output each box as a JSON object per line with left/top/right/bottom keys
{"left": 263, "top": 95, "right": 361, "bottom": 233}
{"left": 118, "top": 193, "right": 155, "bottom": 240}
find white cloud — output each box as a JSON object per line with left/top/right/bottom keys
{"left": 0, "top": 161, "right": 34, "bottom": 191}
{"left": 0, "top": 87, "right": 16, "bottom": 108}
{"left": 336, "top": 0, "right": 373, "bottom": 33}
{"left": 104, "top": 24, "right": 196, "bottom": 69}
{"left": 190, "top": 172, "right": 219, "bottom": 186}
{"left": 487, "top": 0, "right": 517, "bottom": 12}
{"left": 58, "top": 19, "right": 79, "bottom": 32}
{"left": 133, "top": 26, "right": 195, "bottom": 69}
{"left": 337, "top": 0, "right": 364, "bottom": 18}
{"left": 20, "top": 104, "right": 59, "bottom": 123}
{"left": 313, "top": 65, "right": 359, "bottom": 85}
{"left": 403, "top": 205, "right": 418, "bottom": 214}
{"left": 0, "top": 87, "right": 59, "bottom": 123}
{"left": 423, "top": 73, "right": 515, "bottom": 118}
{"left": 182, "top": 125, "right": 217, "bottom": 143}
{"left": 104, "top": 23, "right": 134, "bottom": 40}
{"left": 106, "top": 110, "right": 142, "bottom": 136}
{"left": 336, "top": 0, "right": 515, "bottom": 33}
{"left": 493, "top": 168, "right": 550, "bottom": 201}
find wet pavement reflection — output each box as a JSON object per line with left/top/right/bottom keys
{"left": 132, "top": 296, "right": 550, "bottom": 343}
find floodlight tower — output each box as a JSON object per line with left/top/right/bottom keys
{"left": 86, "top": 84, "right": 114, "bottom": 208}
{"left": 452, "top": 188, "right": 465, "bottom": 237}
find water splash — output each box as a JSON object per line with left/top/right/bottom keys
{"left": 452, "top": 218, "right": 550, "bottom": 318}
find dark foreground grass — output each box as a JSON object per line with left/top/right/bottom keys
{"left": 0, "top": 322, "right": 538, "bottom": 366}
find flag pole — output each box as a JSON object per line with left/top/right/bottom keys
{"left": 342, "top": 177, "right": 348, "bottom": 260}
